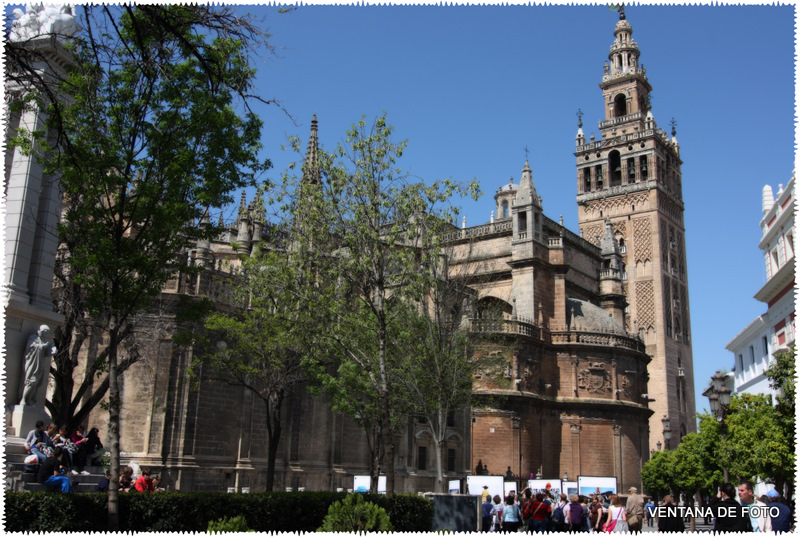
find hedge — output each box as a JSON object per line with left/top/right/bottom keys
{"left": 4, "top": 491, "right": 433, "bottom": 532}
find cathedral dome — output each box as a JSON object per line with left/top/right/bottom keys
{"left": 566, "top": 298, "right": 627, "bottom": 335}
{"left": 497, "top": 181, "right": 518, "bottom": 193}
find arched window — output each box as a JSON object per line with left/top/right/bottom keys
{"left": 476, "top": 297, "right": 513, "bottom": 320}
{"left": 609, "top": 151, "right": 622, "bottom": 186}
{"left": 614, "top": 94, "right": 627, "bottom": 117}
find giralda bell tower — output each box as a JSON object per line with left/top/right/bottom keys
{"left": 575, "top": 8, "right": 696, "bottom": 452}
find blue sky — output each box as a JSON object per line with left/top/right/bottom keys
{"left": 244, "top": 3, "right": 796, "bottom": 419}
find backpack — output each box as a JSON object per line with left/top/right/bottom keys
{"left": 522, "top": 500, "right": 535, "bottom": 520}
{"left": 552, "top": 503, "right": 565, "bottom": 525}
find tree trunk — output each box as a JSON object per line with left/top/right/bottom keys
{"left": 381, "top": 397, "right": 395, "bottom": 496}
{"left": 107, "top": 323, "right": 120, "bottom": 531}
{"left": 378, "top": 323, "right": 395, "bottom": 496}
{"left": 370, "top": 422, "right": 381, "bottom": 494}
{"left": 48, "top": 357, "right": 75, "bottom": 428}
{"left": 264, "top": 395, "right": 283, "bottom": 492}
{"left": 434, "top": 439, "right": 445, "bottom": 493}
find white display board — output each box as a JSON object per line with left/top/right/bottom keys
{"left": 466, "top": 475, "right": 504, "bottom": 501}
{"left": 449, "top": 479, "right": 461, "bottom": 494}
{"left": 577, "top": 476, "right": 617, "bottom": 499}
{"left": 353, "top": 475, "right": 386, "bottom": 494}
{"left": 504, "top": 480, "right": 518, "bottom": 497}
{"left": 527, "top": 478, "right": 563, "bottom": 498}
{"left": 563, "top": 480, "right": 578, "bottom": 498}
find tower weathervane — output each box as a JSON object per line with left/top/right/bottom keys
{"left": 523, "top": 145, "right": 530, "bottom": 161}
{"left": 670, "top": 118, "right": 678, "bottom": 137}
{"left": 577, "top": 109, "right": 584, "bottom": 128}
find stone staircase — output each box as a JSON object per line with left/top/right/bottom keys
{"left": 5, "top": 435, "right": 107, "bottom": 493}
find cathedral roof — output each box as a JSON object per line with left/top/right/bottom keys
{"left": 566, "top": 298, "right": 627, "bottom": 336}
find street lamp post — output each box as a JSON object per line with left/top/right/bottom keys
{"left": 661, "top": 415, "right": 672, "bottom": 450}
{"left": 708, "top": 373, "right": 732, "bottom": 483}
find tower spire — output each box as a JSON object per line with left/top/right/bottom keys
{"left": 302, "top": 114, "right": 321, "bottom": 185}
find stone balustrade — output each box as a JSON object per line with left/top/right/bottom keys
{"left": 469, "top": 317, "right": 545, "bottom": 341}
{"left": 599, "top": 112, "right": 643, "bottom": 129}
{"left": 443, "top": 220, "right": 513, "bottom": 242}
{"left": 550, "top": 330, "right": 645, "bottom": 352}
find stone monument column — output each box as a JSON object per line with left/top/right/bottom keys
{"left": 4, "top": 4, "right": 81, "bottom": 435}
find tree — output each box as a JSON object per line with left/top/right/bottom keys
{"left": 191, "top": 246, "right": 308, "bottom": 492}
{"left": 295, "top": 114, "right": 479, "bottom": 495}
{"left": 392, "top": 254, "right": 478, "bottom": 493}
{"left": 642, "top": 414, "right": 722, "bottom": 502}
{"left": 722, "top": 393, "right": 794, "bottom": 494}
{"left": 10, "top": 5, "right": 270, "bottom": 529}
{"left": 764, "top": 345, "right": 796, "bottom": 498}
{"left": 641, "top": 449, "right": 676, "bottom": 498}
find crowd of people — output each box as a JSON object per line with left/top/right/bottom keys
{"left": 479, "top": 483, "right": 794, "bottom": 533}
{"left": 22, "top": 420, "right": 164, "bottom": 494}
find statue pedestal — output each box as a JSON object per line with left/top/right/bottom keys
{"left": 10, "top": 404, "right": 52, "bottom": 438}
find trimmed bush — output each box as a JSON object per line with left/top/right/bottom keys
{"left": 208, "top": 515, "right": 253, "bottom": 533}
{"left": 318, "top": 493, "right": 393, "bottom": 532}
{"left": 4, "top": 491, "right": 433, "bottom": 532}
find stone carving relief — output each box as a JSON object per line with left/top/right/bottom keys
{"left": 474, "top": 349, "right": 513, "bottom": 388}
{"left": 518, "top": 358, "right": 540, "bottom": 392}
{"left": 621, "top": 375, "right": 634, "bottom": 399}
{"left": 632, "top": 217, "right": 651, "bottom": 264}
{"left": 634, "top": 280, "right": 655, "bottom": 332}
{"left": 577, "top": 362, "right": 611, "bottom": 394}
{"left": 10, "top": 3, "right": 82, "bottom": 43}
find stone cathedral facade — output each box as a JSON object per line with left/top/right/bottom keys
{"left": 16, "top": 12, "right": 695, "bottom": 493}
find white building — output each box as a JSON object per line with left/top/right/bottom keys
{"left": 725, "top": 174, "right": 795, "bottom": 399}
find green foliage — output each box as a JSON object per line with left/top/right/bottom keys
{"left": 642, "top": 414, "right": 722, "bottom": 498}
{"left": 208, "top": 515, "right": 254, "bottom": 533}
{"left": 723, "top": 392, "right": 794, "bottom": 485}
{"left": 318, "top": 493, "right": 393, "bottom": 532}
{"left": 191, "top": 247, "right": 310, "bottom": 490}
{"left": 641, "top": 450, "right": 676, "bottom": 497}
{"left": 4, "top": 491, "right": 432, "bottom": 532}
{"left": 765, "top": 345, "right": 796, "bottom": 430}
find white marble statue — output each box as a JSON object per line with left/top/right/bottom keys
{"left": 20, "top": 325, "right": 57, "bottom": 406}
{"left": 10, "top": 3, "right": 81, "bottom": 43}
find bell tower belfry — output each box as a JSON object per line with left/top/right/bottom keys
{"left": 575, "top": 8, "right": 696, "bottom": 452}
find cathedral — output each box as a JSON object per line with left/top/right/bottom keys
{"left": 7, "top": 10, "right": 695, "bottom": 493}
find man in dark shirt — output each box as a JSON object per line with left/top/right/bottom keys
{"left": 709, "top": 483, "right": 751, "bottom": 533}
{"left": 766, "top": 489, "right": 792, "bottom": 533}
{"left": 37, "top": 447, "right": 71, "bottom": 493}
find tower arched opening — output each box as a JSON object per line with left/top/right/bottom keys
{"left": 614, "top": 94, "right": 627, "bottom": 117}
{"left": 609, "top": 150, "right": 622, "bottom": 186}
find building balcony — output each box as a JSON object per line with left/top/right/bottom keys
{"left": 469, "top": 317, "right": 546, "bottom": 342}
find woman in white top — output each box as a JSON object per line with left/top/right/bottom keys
{"left": 603, "top": 494, "right": 629, "bottom": 532}
{"left": 491, "top": 495, "right": 504, "bottom": 531}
